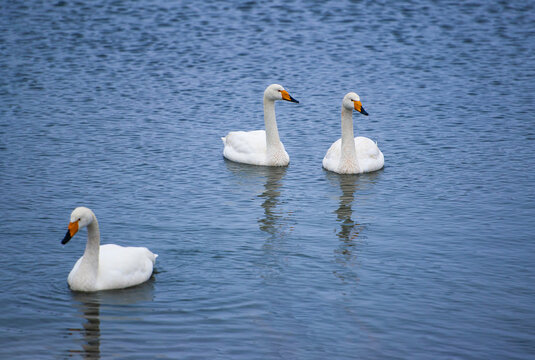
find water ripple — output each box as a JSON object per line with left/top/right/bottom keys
{"left": 1, "top": 0, "right": 534, "bottom": 359}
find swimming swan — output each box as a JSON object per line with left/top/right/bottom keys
{"left": 61, "top": 207, "right": 157, "bottom": 292}
{"left": 323, "top": 92, "right": 384, "bottom": 174}
{"left": 222, "top": 84, "right": 299, "bottom": 166}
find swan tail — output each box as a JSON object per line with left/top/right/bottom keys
{"left": 151, "top": 253, "right": 158, "bottom": 266}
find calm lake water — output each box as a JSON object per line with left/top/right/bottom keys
{"left": 1, "top": 0, "right": 534, "bottom": 358}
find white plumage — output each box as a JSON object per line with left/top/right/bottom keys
{"left": 222, "top": 84, "right": 299, "bottom": 166}
{"left": 61, "top": 207, "right": 157, "bottom": 292}
{"left": 323, "top": 92, "right": 384, "bottom": 174}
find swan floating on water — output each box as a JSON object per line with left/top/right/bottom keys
{"left": 61, "top": 207, "right": 157, "bottom": 292}
{"left": 222, "top": 84, "right": 299, "bottom": 166}
{"left": 323, "top": 92, "right": 384, "bottom": 174}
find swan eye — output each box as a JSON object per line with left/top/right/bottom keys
{"left": 78, "top": 218, "right": 81, "bottom": 221}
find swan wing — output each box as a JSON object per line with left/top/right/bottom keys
{"left": 355, "top": 137, "right": 384, "bottom": 173}
{"left": 67, "top": 257, "right": 83, "bottom": 288}
{"left": 323, "top": 137, "right": 384, "bottom": 174}
{"left": 97, "top": 244, "right": 157, "bottom": 290}
{"left": 322, "top": 139, "right": 342, "bottom": 172}
{"left": 222, "top": 130, "right": 268, "bottom": 165}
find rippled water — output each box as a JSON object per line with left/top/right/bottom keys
{"left": 1, "top": 0, "right": 534, "bottom": 358}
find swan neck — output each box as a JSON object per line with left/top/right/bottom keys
{"left": 263, "top": 97, "right": 280, "bottom": 148}
{"left": 341, "top": 107, "right": 357, "bottom": 161}
{"left": 81, "top": 215, "right": 100, "bottom": 272}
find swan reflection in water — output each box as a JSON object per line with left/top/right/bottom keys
{"left": 257, "top": 167, "right": 288, "bottom": 236}
{"left": 67, "top": 279, "right": 155, "bottom": 359}
{"left": 225, "top": 160, "right": 292, "bottom": 281}
{"left": 224, "top": 160, "right": 291, "bottom": 238}
{"left": 326, "top": 171, "right": 380, "bottom": 282}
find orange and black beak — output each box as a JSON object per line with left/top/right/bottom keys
{"left": 354, "top": 100, "right": 368, "bottom": 116}
{"left": 280, "top": 90, "right": 299, "bottom": 103}
{"left": 62, "top": 220, "right": 79, "bottom": 244}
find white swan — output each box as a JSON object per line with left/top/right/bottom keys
{"left": 61, "top": 207, "right": 157, "bottom": 292}
{"left": 222, "top": 84, "right": 299, "bottom": 166}
{"left": 323, "top": 92, "right": 384, "bottom": 174}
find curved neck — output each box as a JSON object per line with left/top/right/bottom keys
{"left": 341, "top": 107, "right": 357, "bottom": 162}
{"left": 81, "top": 215, "right": 100, "bottom": 274}
{"left": 263, "top": 97, "right": 280, "bottom": 149}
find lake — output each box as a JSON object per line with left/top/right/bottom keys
{"left": 0, "top": 0, "right": 534, "bottom": 358}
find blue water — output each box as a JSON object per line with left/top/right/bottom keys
{"left": 1, "top": 0, "right": 534, "bottom": 358}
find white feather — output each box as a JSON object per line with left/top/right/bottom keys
{"left": 222, "top": 84, "right": 297, "bottom": 167}
{"left": 323, "top": 92, "right": 384, "bottom": 174}
{"left": 63, "top": 207, "right": 157, "bottom": 292}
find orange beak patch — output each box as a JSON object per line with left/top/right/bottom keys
{"left": 280, "top": 90, "right": 299, "bottom": 103}
{"left": 68, "top": 220, "right": 79, "bottom": 237}
{"left": 281, "top": 90, "right": 292, "bottom": 101}
{"left": 353, "top": 100, "right": 369, "bottom": 115}
{"left": 62, "top": 220, "right": 79, "bottom": 244}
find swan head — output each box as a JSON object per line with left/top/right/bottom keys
{"left": 264, "top": 84, "right": 299, "bottom": 103}
{"left": 343, "top": 92, "right": 368, "bottom": 116}
{"left": 61, "top": 207, "right": 95, "bottom": 245}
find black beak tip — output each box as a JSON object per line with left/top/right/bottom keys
{"left": 62, "top": 230, "right": 72, "bottom": 245}
{"left": 290, "top": 97, "right": 299, "bottom": 104}
{"left": 361, "top": 108, "right": 369, "bottom": 116}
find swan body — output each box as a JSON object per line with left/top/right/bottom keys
{"left": 61, "top": 207, "right": 157, "bottom": 292}
{"left": 222, "top": 84, "right": 299, "bottom": 166}
{"left": 323, "top": 92, "right": 384, "bottom": 174}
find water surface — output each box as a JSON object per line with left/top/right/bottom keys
{"left": 1, "top": 0, "right": 534, "bottom": 358}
